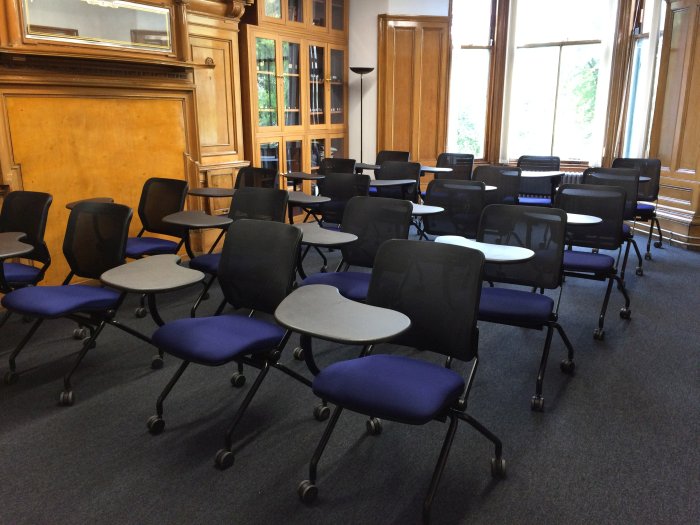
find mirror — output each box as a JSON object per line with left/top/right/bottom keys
{"left": 23, "top": 0, "right": 172, "bottom": 53}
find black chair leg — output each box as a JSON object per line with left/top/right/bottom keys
{"left": 147, "top": 360, "right": 190, "bottom": 435}
{"left": 5, "top": 317, "right": 44, "bottom": 382}
{"left": 531, "top": 325, "right": 555, "bottom": 411}
{"left": 631, "top": 238, "right": 644, "bottom": 275}
{"left": 423, "top": 415, "right": 459, "bottom": 524}
{"left": 0, "top": 309, "right": 12, "bottom": 330}
{"left": 457, "top": 412, "right": 503, "bottom": 461}
{"left": 191, "top": 276, "right": 216, "bottom": 318}
{"left": 59, "top": 320, "right": 108, "bottom": 405}
{"left": 555, "top": 322, "right": 575, "bottom": 365}
{"left": 653, "top": 217, "right": 664, "bottom": 249}
{"left": 619, "top": 239, "right": 632, "bottom": 284}
{"left": 309, "top": 405, "right": 344, "bottom": 484}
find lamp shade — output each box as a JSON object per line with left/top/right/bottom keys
{"left": 350, "top": 67, "right": 374, "bottom": 75}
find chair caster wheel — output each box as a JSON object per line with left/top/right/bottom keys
{"left": 230, "top": 372, "right": 246, "bottom": 388}
{"left": 73, "top": 327, "right": 89, "bottom": 339}
{"left": 654, "top": 241, "right": 662, "bottom": 248}
{"left": 135, "top": 307, "right": 148, "bottom": 318}
{"left": 619, "top": 308, "right": 631, "bottom": 320}
{"left": 635, "top": 267, "right": 643, "bottom": 276}
{"left": 151, "top": 355, "right": 164, "bottom": 369}
{"left": 147, "top": 415, "right": 165, "bottom": 435}
{"left": 4, "top": 371, "right": 18, "bottom": 385}
{"left": 560, "top": 360, "right": 575, "bottom": 375}
{"left": 298, "top": 480, "right": 318, "bottom": 505}
{"left": 366, "top": 417, "right": 382, "bottom": 435}
{"left": 490, "top": 457, "right": 506, "bottom": 478}
{"left": 320, "top": 266, "right": 327, "bottom": 273}
{"left": 59, "top": 391, "right": 74, "bottom": 406}
{"left": 293, "top": 347, "right": 305, "bottom": 360}
{"left": 215, "top": 449, "right": 235, "bottom": 470}
{"left": 313, "top": 404, "right": 330, "bottom": 421}
{"left": 644, "top": 253, "right": 652, "bottom": 261}
{"left": 530, "top": 396, "right": 544, "bottom": 412}
{"left": 593, "top": 328, "right": 605, "bottom": 341}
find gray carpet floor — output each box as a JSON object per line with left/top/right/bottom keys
{"left": 1, "top": 237, "right": 699, "bottom": 524}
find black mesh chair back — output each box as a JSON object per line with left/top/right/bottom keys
{"left": 472, "top": 165, "right": 521, "bottom": 205}
{"left": 555, "top": 184, "right": 626, "bottom": 251}
{"left": 367, "top": 239, "right": 484, "bottom": 361}
{"left": 0, "top": 190, "right": 52, "bottom": 266}
{"left": 316, "top": 173, "right": 371, "bottom": 225}
{"left": 319, "top": 157, "right": 356, "bottom": 174}
{"left": 375, "top": 160, "right": 422, "bottom": 202}
{"left": 517, "top": 155, "right": 561, "bottom": 198}
{"left": 218, "top": 219, "right": 301, "bottom": 314}
{"left": 137, "top": 177, "right": 188, "bottom": 237}
{"left": 478, "top": 204, "right": 566, "bottom": 289}
{"left": 375, "top": 150, "right": 410, "bottom": 164}
{"left": 63, "top": 202, "right": 133, "bottom": 280}
{"left": 611, "top": 157, "right": 661, "bottom": 202}
{"left": 436, "top": 153, "right": 474, "bottom": 180}
{"left": 341, "top": 196, "right": 412, "bottom": 268}
{"left": 234, "top": 166, "right": 279, "bottom": 189}
{"left": 582, "top": 167, "right": 639, "bottom": 220}
{"left": 423, "top": 179, "right": 485, "bottom": 238}
{"left": 228, "top": 187, "right": 288, "bottom": 223}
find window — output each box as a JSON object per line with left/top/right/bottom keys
{"left": 505, "top": 0, "right": 614, "bottom": 161}
{"left": 446, "top": 0, "right": 494, "bottom": 159}
{"left": 623, "top": 0, "right": 666, "bottom": 157}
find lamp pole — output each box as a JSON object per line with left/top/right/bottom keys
{"left": 350, "top": 67, "right": 374, "bottom": 163}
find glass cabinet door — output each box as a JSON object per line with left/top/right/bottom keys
{"left": 285, "top": 140, "right": 303, "bottom": 173}
{"left": 260, "top": 141, "right": 280, "bottom": 173}
{"left": 330, "top": 137, "right": 346, "bottom": 158}
{"left": 256, "top": 38, "right": 278, "bottom": 128}
{"left": 329, "top": 48, "right": 345, "bottom": 125}
{"left": 263, "top": 0, "right": 282, "bottom": 19}
{"left": 310, "top": 138, "right": 327, "bottom": 172}
{"left": 282, "top": 42, "right": 301, "bottom": 126}
{"left": 309, "top": 45, "right": 326, "bottom": 125}
{"left": 288, "top": 0, "right": 304, "bottom": 23}
{"left": 311, "top": 0, "right": 327, "bottom": 28}
{"left": 331, "top": 0, "right": 345, "bottom": 32}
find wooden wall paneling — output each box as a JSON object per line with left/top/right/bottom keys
{"left": 649, "top": 0, "right": 700, "bottom": 248}
{"left": 377, "top": 16, "right": 450, "bottom": 165}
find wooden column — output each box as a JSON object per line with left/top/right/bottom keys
{"left": 649, "top": 0, "right": 700, "bottom": 248}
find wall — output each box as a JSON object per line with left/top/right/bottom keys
{"left": 348, "top": 0, "right": 449, "bottom": 162}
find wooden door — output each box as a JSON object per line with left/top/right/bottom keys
{"left": 377, "top": 16, "right": 450, "bottom": 166}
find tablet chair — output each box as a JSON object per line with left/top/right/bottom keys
{"left": 517, "top": 155, "right": 560, "bottom": 206}
{"left": 188, "top": 187, "right": 288, "bottom": 317}
{"left": 436, "top": 152, "right": 474, "bottom": 180}
{"left": 298, "top": 240, "right": 505, "bottom": 523}
{"left": 234, "top": 166, "right": 279, "bottom": 189}
{"left": 0, "top": 191, "right": 53, "bottom": 328}
{"left": 611, "top": 157, "right": 662, "bottom": 259}
{"left": 316, "top": 173, "right": 371, "bottom": 226}
{"left": 373, "top": 160, "right": 422, "bottom": 202}
{"left": 2, "top": 202, "right": 134, "bottom": 405}
{"left": 555, "top": 184, "right": 631, "bottom": 341}
{"left": 300, "top": 196, "right": 412, "bottom": 302}
{"left": 476, "top": 204, "right": 574, "bottom": 411}
{"left": 147, "top": 219, "right": 302, "bottom": 471}
{"left": 318, "top": 157, "right": 356, "bottom": 175}
{"left": 472, "top": 165, "right": 521, "bottom": 205}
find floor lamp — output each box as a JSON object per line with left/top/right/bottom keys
{"left": 350, "top": 66, "right": 374, "bottom": 163}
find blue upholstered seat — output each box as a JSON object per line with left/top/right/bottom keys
{"left": 622, "top": 223, "right": 631, "bottom": 236}
{"left": 1, "top": 285, "right": 121, "bottom": 318}
{"left": 518, "top": 196, "right": 552, "bottom": 206}
{"left": 313, "top": 354, "right": 465, "bottom": 425}
{"left": 300, "top": 271, "right": 371, "bottom": 301}
{"left": 152, "top": 314, "right": 285, "bottom": 366}
{"left": 636, "top": 202, "right": 654, "bottom": 212}
{"left": 2, "top": 262, "right": 42, "bottom": 284}
{"left": 562, "top": 251, "right": 615, "bottom": 273}
{"left": 478, "top": 287, "right": 554, "bottom": 325}
{"left": 189, "top": 253, "right": 220, "bottom": 275}
{"left": 126, "top": 236, "right": 180, "bottom": 258}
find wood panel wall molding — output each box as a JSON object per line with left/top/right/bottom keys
{"left": 377, "top": 15, "right": 450, "bottom": 167}
{"left": 649, "top": 0, "right": 700, "bottom": 248}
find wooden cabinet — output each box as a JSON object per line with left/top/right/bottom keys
{"left": 240, "top": 2, "right": 347, "bottom": 185}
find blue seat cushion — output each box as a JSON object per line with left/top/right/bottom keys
{"left": 126, "top": 236, "right": 179, "bottom": 258}
{"left": 189, "top": 253, "right": 220, "bottom": 275}
{"left": 636, "top": 202, "right": 654, "bottom": 212}
{"left": 518, "top": 196, "right": 552, "bottom": 206}
{"left": 300, "top": 272, "right": 371, "bottom": 301}
{"left": 1, "top": 285, "right": 121, "bottom": 318}
{"left": 2, "top": 262, "right": 42, "bottom": 285}
{"left": 312, "top": 354, "right": 465, "bottom": 425}
{"left": 622, "top": 224, "right": 631, "bottom": 238}
{"left": 478, "top": 287, "right": 553, "bottom": 326}
{"left": 152, "top": 314, "right": 285, "bottom": 366}
{"left": 368, "top": 186, "right": 378, "bottom": 195}
{"left": 562, "top": 251, "right": 614, "bottom": 273}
